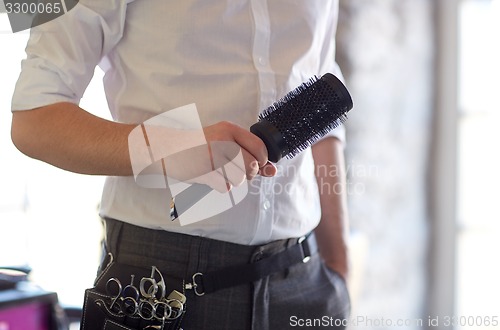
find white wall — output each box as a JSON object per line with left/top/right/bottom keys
{"left": 336, "top": 1, "right": 434, "bottom": 328}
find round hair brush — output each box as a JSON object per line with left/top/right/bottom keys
{"left": 170, "top": 73, "right": 353, "bottom": 220}
{"left": 250, "top": 73, "right": 352, "bottom": 162}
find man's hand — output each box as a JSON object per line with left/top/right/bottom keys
{"left": 201, "top": 121, "right": 277, "bottom": 190}
{"left": 160, "top": 121, "right": 277, "bottom": 192}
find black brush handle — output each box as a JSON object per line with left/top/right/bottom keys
{"left": 249, "top": 119, "right": 286, "bottom": 163}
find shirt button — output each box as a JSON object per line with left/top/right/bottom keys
{"left": 263, "top": 200, "right": 271, "bottom": 210}
{"left": 258, "top": 57, "right": 266, "bottom": 66}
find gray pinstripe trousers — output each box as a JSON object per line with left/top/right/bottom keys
{"left": 99, "top": 218, "right": 350, "bottom": 330}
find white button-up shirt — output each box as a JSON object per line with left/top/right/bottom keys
{"left": 12, "top": 0, "right": 344, "bottom": 245}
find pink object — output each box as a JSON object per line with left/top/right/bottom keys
{"left": 0, "top": 301, "right": 50, "bottom": 330}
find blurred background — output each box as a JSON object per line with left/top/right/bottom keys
{"left": 1, "top": 0, "right": 499, "bottom": 329}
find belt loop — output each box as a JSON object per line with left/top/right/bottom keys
{"left": 105, "top": 218, "right": 124, "bottom": 260}
{"left": 185, "top": 235, "right": 203, "bottom": 280}
{"left": 198, "top": 238, "right": 211, "bottom": 272}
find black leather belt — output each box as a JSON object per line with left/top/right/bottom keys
{"left": 184, "top": 234, "right": 315, "bottom": 296}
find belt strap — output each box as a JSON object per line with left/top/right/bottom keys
{"left": 185, "top": 235, "right": 313, "bottom": 296}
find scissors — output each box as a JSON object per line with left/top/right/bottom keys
{"left": 140, "top": 266, "right": 167, "bottom": 301}
{"left": 106, "top": 275, "right": 141, "bottom": 316}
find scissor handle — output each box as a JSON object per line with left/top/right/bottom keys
{"left": 140, "top": 266, "right": 167, "bottom": 299}
{"left": 140, "top": 277, "right": 159, "bottom": 299}
{"left": 123, "top": 274, "right": 140, "bottom": 301}
{"left": 105, "top": 278, "right": 123, "bottom": 311}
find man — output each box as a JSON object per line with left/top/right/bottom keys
{"left": 11, "top": 0, "right": 350, "bottom": 329}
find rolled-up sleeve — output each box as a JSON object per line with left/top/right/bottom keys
{"left": 315, "top": 2, "right": 348, "bottom": 146}
{"left": 11, "top": 0, "right": 129, "bottom": 111}
{"left": 317, "top": 61, "right": 348, "bottom": 145}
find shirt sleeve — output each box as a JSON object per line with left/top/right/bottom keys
{"left": 314, "top": 2, "right": 348, "bottom": 146}
{"left": 318, "top": 61, "right": 347, "bottom": 145}
{"left": 11, "top": 0, "right": 129, "bottom": 111}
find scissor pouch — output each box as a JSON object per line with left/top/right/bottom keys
{"left": 80, "top": 259, "right": 186, "bottom": 330}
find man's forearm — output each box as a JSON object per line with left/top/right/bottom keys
{"left": 312, "top": 137, "right": 350, "bottom": 280}
{"left": 11, "top": 102, "right": 135, "bottom": 176}
{"left": 10, "top": 102, "right": 275, "bottom": 184}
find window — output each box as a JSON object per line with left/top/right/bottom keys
{"left": 432, "top": 0, "right": 500, "bottom": 326}
{"left": 456, "top": 0, "right": 500, "bottom": 325}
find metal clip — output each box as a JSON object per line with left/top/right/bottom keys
{"left": 184, "top": 272, "right": 205, "bottom": 296}
{"left": 298, "top": 236, "right": 311, "bottom": 263}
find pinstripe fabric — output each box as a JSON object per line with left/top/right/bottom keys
{"left": 99, "top": 218, "right": 350, "bottom": 330}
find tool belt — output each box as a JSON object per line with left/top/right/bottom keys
{"left": 80, "top": 233, "right": 314, "bottom": 330}
{"left": 81, "top": 258, "right": 186, "bottom": 330}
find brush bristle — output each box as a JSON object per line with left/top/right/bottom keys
{"left": 258, "top": 74, "right": 352, "bottom": 159}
